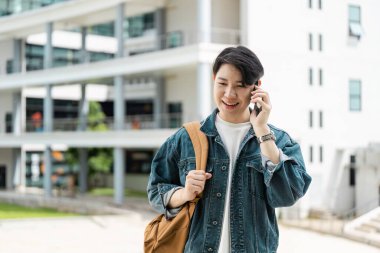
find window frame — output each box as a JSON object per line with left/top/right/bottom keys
{"left": 348, "top": 5, "right": 362, "bottom": 38}
{"left": 349, "top": 79, "right": 361, "bottom": 111}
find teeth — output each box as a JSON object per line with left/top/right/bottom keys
{"left": 224, "top": 101, "right": 237, "bottom": 106}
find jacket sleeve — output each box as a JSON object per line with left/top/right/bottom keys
{"left": 263, "top": 132, "right": 312, "bottom": 208}
{"left": 147, "top": 134, "right": 183, "bottom": 217}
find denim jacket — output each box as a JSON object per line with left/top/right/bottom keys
{"left": 147, "top": 109, "right": 312, "bottom": 253}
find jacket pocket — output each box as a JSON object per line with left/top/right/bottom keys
{"left": 246, "top": 161, "right": 266, "bottom": 199}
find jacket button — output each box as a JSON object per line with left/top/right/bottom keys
{"left": 212, "top": 221, "right": 218, "bottom": 225}
{"left": 221, "top": 166, "right": 227, "bottom": 171}
{"left": 216, "top": 193, "right": 222, "bottom": 197}
{"left": 208, "top": 248, "right": 213, "bottom": 252}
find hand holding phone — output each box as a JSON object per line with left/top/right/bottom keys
{"left": 252, "top": 80, "right": 262, "bottom": 115}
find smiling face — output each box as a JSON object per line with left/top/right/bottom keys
{"left": 213, "top": 63, "right": 252, "bottom": 123}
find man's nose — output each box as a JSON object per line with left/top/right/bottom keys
{"left": 224, "top": 86, "right": 236, "bottom": 98}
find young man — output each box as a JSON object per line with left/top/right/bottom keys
{"left": 147, "top": 46, "right": 311, "bottom": 252}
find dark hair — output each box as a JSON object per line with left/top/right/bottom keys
{"left": 212, "top": 46, "right": 264, "bottom": 86}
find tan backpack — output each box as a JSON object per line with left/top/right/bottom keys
{"left": 144, "top": 121, "right": 209, "bottom": 253}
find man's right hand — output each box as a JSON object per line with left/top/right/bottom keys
{"left": 168, "top": 170, "right": 212, "bottom": 208}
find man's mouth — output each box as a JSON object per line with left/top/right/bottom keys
{"left": 222, "top": 101, "right": 239, "bottom": 108}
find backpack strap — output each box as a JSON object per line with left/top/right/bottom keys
{"left": 183, "top": 121, "right": 208, "bottom": 172}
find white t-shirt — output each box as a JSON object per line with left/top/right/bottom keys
{"left": 215, "top": 114, "right": 251, "bottom": 253}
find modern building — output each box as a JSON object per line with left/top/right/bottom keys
{"left": 0, "top": 0, "right": 379, "bottom": 216}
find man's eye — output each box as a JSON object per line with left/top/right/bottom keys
{"left": 218, "top": 83, "right": 227, "bottom": 86}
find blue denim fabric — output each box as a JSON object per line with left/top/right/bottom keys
{"left": 147, "top": 109, "right": 312, "bottom": 253}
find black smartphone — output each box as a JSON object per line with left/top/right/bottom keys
{"left": 252, "top": 81, "right": 262, "bottom": 115}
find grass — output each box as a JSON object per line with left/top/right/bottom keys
{"left": 0, "top": 202, "right": 77, "bottom": 219}
{"left": 89, "top": 188, "right": 147, "bottom": 198}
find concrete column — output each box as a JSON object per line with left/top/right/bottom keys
{"left": 113, "top": 148, "right": 125, "bottom": 205}
{"left": 114, "top": 3, "right": 125, "bottom": 131}
{"left": 11, "top": 39, "right": 24, "bottom": 190}
{"left": 44, "top": 22, "right": 53, "bottom": 70}
{"left": 77, "top": 27, "right": 89, "bottom": 193}
{"left": 197, "top": 0, "right": 211, "bottom": 43}
{"left": 80, "top": 27, "right": 89, "bottom": 63}
{"left": 12, "top": 92, "right": 22, "bottom": 135}
{"left": 240, "top": 0, "right": 253, "bottom": 46}
{"left": 196, "top": 0, "right": 212, "bottom": 120}
{"left": 43, "top": 22, "right": 54, "bottom": 198}
{"left": 78, "top": 27, "right": 89, "bottom": 132}
{"left": 12, "top": 148, "right": 23, "bottom": 189}
{"left": 113, "top": 3, "right": 126, "bottom": 205}
{"left": 155, "top": 8, "right": 166, "bottom": 50}
{"left": 12, "top": 39, "right": 22, "bottom": 135}
{"left": 79, "top": 148, "right": 88, "bottom": 194}
{"left": 12, "top": 39, "right": 22, "bottom": 73}
{"left": 197, "top": 63, "right": 212, "bottom": 120}
{"left": 154, "top": 77, "right": 165, "bottom": 128}
{"left": 43, "top": 146, "right": 52, "bottom": 197}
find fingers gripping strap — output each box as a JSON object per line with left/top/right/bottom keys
{"left": 183, "top": 122, "right": 208, "bottom": 172}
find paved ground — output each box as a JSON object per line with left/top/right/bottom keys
{"left": 0, "top": 191, "right": 378, "bottom": 252}
{"left": 0, "top": 213, "right": 379, "bottom": 253}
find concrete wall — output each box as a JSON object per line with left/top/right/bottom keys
{"left": 356, "top": 147, "right": 380, "bottom": 216}
{"left": 211, "top": 0, "right": 239, "bottom": 30}
{"left": 166, "top": 0, "right": 198, "bottom": 44}
{"left": 0, "top": 40, "right": 13, "bottom": 75}
{"left": 95, "top": 173, "right": 149, "bottom": 192}
{"left": 165, "top": 66, "right": 198, "bottom": 122}
{"left": 0, "top": 148, "right": 14, "bottom": 189}
{"left": 0, "top": 90, "right": 13, "bottom": 134}
{"left": 243, "top": 0, "right": 380, "bottom": 212}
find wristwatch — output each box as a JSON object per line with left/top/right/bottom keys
{"left": 257, "top": 130, "right": 276, "bottom": 144}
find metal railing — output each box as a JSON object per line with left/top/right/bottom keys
{"left": 0, "top": 0, "right": 70, "bottom": 17}
{"left": 24, "top": 112, "right": 183, "bottom": 132}
{"left": 280, "top": 197, "right": 380, "bottom": 237}
{"left": 127, "top": 28, "right": 241, "bottom": 54}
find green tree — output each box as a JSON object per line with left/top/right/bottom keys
{"left": 67, "top": 101, "right": 113, "bottom": 188}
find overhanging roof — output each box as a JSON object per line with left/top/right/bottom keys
{"left": 0, "top": 0, "right": 166, "bottom": 41}
{"left": 0, "top": 129, "right": 175, "bottom": 148}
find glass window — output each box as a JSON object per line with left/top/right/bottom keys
{"left": 6, "top": 59, "right": 13, "bottom": 74}
{"left": 319, "top": 110, "right": 323, "bottom": 128}
{"left": 319, "top": 34, "right": 323, "bottom": 51}
{"left": 309, "top": 146, "right": 313, "bottom": 163}
{"left": 309, "top": 33, "right": 313, "bottom": 50}
{"left": 308, "top": 0, "right": 312, "bottom": 9}
{"left": 319, "top": 145, "right": 323, "bottom": 162}
{"left": 309, "top": 67, "right": 313, "bottom": 85}
{"left": 168, "top": 102, "right": 182, "bottom": 128}
{"left": 127, "top": 15, "right": 145, "bottom": 38}
{"left": 5, "top": 113, "right": 12, "bottom": 133}
{"left": 349, "top": 5, "right": 361, "bottom": 23}
{"left": 349, "top": 5, "right": 362, "bottom": 38}
{"left": 309, "top": 110, "right": 313, "bottom": 128}
{"left": 144, "top": 13, "right": 155, "bottom": 30}
{"left": 349, "top": 168, "right": 356, "bottom": 186}
{"left": 319, "top": 68, "right": 323, "bottom": 85}
{"left": 349, "top": 79, "right": 361, "bottom": 111}
{"left": 167, "top": 31, "right": 183, "bottom": 48}
{"left": 89, "top": 22, "right": 114, "bottom": 37}
{"left": 318, "top": 0, "right": 322, "bottom": 10}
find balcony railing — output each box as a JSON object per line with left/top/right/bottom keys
{"left": 0, "top": 0, "right": 70, "bottom": 17}
{"left": 24, "top": 112, "right": 183, "bottom": 132}
{"left": 127, "top": 28, "right": 241, "bottom": 55}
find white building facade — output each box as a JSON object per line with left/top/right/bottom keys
{"left": 0, "top": 0, "right": 379, "bottom": 216}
